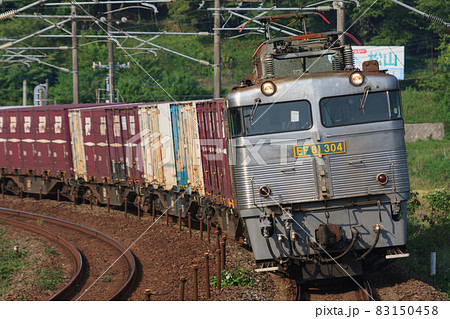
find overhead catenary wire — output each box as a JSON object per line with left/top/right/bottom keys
{"left": 0, "top": 0, "right": 50, "bottom": 21}
{"left": 0, "top": 18, "right": 72, "bottom": 49}
{"left": 2, "top": 49, "right": 70, "bottom": 72}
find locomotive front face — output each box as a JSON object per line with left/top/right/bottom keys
{"left": 226, "top": 72, "right": 410, "bottom": 279}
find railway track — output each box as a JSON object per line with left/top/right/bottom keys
{"left": 0, "top": 207, "right": 137, "bottom": 301}
{"left": 295, "top": 277, "right": 375, "bottom": 301}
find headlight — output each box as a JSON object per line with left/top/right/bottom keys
{"left": 261, "top": 81, "right": 276, "bottom": 96}
{"left": 349, "top": 71, "right": 365, "bottom": 86}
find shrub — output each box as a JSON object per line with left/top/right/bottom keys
{"left": 423, "top": 188, "right": 450, "bottom": 226}
{"left": 210, "top": 268, "right": 255, "bottom": 288}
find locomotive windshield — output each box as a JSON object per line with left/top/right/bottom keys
{"left": 320, "top": 91, "right": 402, "bottom": 127}
{"left": 229, "top": 100, "right": 312, "bottom": 137}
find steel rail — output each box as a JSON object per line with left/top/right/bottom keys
{"left": 0, "top": 213, "right": 84, "bottom": 301}
{"left": 355, "top": 277, "right": 374, "bottom": 301}
{"left": 295, "top": 276, "right": 374, "bottom": 301}
{"left": 0, "top": 207, "right": 137, "bottom": 301}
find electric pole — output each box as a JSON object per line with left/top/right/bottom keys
{"left": 23, "top": 80, "right": 27, "bottom": 106}
{"left": 72, "top": 4, "right": 79, "bottom": 104}
{"left": 335, "top": 1, "right": 345, "bottom": 44}
{"left": 107, "top": 3, "right": 115, "bottom": 103}
{"left": 214, "top": 0, "right": 221, "bottom": 99}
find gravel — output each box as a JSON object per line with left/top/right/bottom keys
{"left": 0, "top": 195, "right": 447, "bottom": 301}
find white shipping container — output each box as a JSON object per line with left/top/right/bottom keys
{"left": 68, "top": 109, "right": 87, "bottom": 181}
{"left": 138, "top": 103, "right": 177, "bottom": 190}
{"left": 178, "top": 102, "right": 205, "bottom": 196}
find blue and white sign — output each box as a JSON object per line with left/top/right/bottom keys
{"left": 352, "top": 46, "right": 405, "bottom": 80}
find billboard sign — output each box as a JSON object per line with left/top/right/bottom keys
{"left": 352, "top": 46, "right": 405, "bottom": 80}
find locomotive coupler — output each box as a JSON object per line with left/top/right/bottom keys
{"left": 280, "top": 208, "right": 293, "bottom": 232}
{"left": 391, "top": 198, "right": 401, "bottom": 221}
{"left": 315, "top": 223, "right": 343, "bottom": 249}
{"left": 259, "top": 210, "right": 274, "bottom": 238}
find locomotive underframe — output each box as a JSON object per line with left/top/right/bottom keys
{"left": 243, "top": 193, "right": 409, "bottom": 281}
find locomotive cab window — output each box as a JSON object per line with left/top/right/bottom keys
{"left": 243, "top": 100, "right": 312, "bottom": 136}
{"left": 320, "top": 91, "right": 403, "bottom": 127}
{"left": 229, "top": 100, "right": 312, "bottom": 137}
{"left": 229, "top": 108, "right": 243, "bottom": 137}
{"left": 388, "top": 90, "right": 402, "bottom": 119}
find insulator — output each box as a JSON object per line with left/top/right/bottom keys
{"left": 0, "top": 9, "right": 17, "bottom": 21}
{"left": 331, "top": 53, "right": 343, "bottom": 71}
{"left": 427, "top": 14, "right": 450, "bottom": 28}
{"left": 343, "top": 45, "right": 354, "bottom": 69}
{"left": 264, "top": 54, "right": 275, "bottom": 78}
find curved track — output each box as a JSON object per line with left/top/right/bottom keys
{"left": 0, "top": 207, "right": 138, "bottom": 300}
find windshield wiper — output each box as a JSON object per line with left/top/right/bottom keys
{"left": 359, "top": 86, "right": 371, "bottom": 117}
{"left": 249, "top": 98, "right": 261, "bottom": 125}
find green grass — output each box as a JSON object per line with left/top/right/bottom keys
{"left": 403, "top": 190, "right": 450, "bottom": 296}
{"left": 403, "top": 191, "right": 450, "bottom": 297}
{"left": 209, "top": 267, "right": 255, "bottom": 288}
{"left": 44, "top": 247, "right": 61, "bottom": 256}
{"left": 102, "top": 272, "right": 116, "bottom": 283}
{"left": 402, "top": 88, "right": 449, "bottom": 125}
{"left": 0, "top": 228, "right": 29, "bottom": 297}
{"left": 406, "top": 139, "right": 450, "bottom": 190}
{"left": 33, "top": 267, "right": 65, "bottom": 291}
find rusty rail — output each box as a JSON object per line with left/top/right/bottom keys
{"left": 0, "top": 207, "right": 138, "bottom": 301}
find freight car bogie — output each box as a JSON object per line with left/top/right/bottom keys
{"left": 80, "top": 183, "right": 134, "bottom": 207}
{"left": 1, "top": 175, "right": 65, "bottom": 197}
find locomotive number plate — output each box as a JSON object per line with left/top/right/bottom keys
{"left": 294, "top": 141, "right": 346, "bottom": 158}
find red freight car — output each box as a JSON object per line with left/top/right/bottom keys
{"left": 69, "top": 104, "right": 143, "bottom": 205}
{"left": 196, "top": 99, "right": 233, "bottom": 208}
{"left": 0, "top": 104, "right": 105, "bottom": 196}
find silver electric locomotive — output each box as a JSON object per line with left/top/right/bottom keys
{"left": 225, "top": 31, "right": 410, "bottom": 281}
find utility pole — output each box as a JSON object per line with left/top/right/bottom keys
{"left": 335, "top": 1, "right": 345, "bottom": 44}
{"left": 23, "top": 80, "right": 27, "bottom": 106}
{"left": 72, "top": 4, "right": 79, "bottom": 104}
{"left": 107, "top": 3, "right": 115, "bottom": 103}
{"left": 213, "top": 0, "right": 221, "bottom": 99}
{"left": 45, "top": 78, "right": 49, "bottom": 103}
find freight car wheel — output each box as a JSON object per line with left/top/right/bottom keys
{"left": 84, "top": 189, "right": 99, "bottom": 206}
{"left": 6, "top": 179, "right": 20, "bottom": 196}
